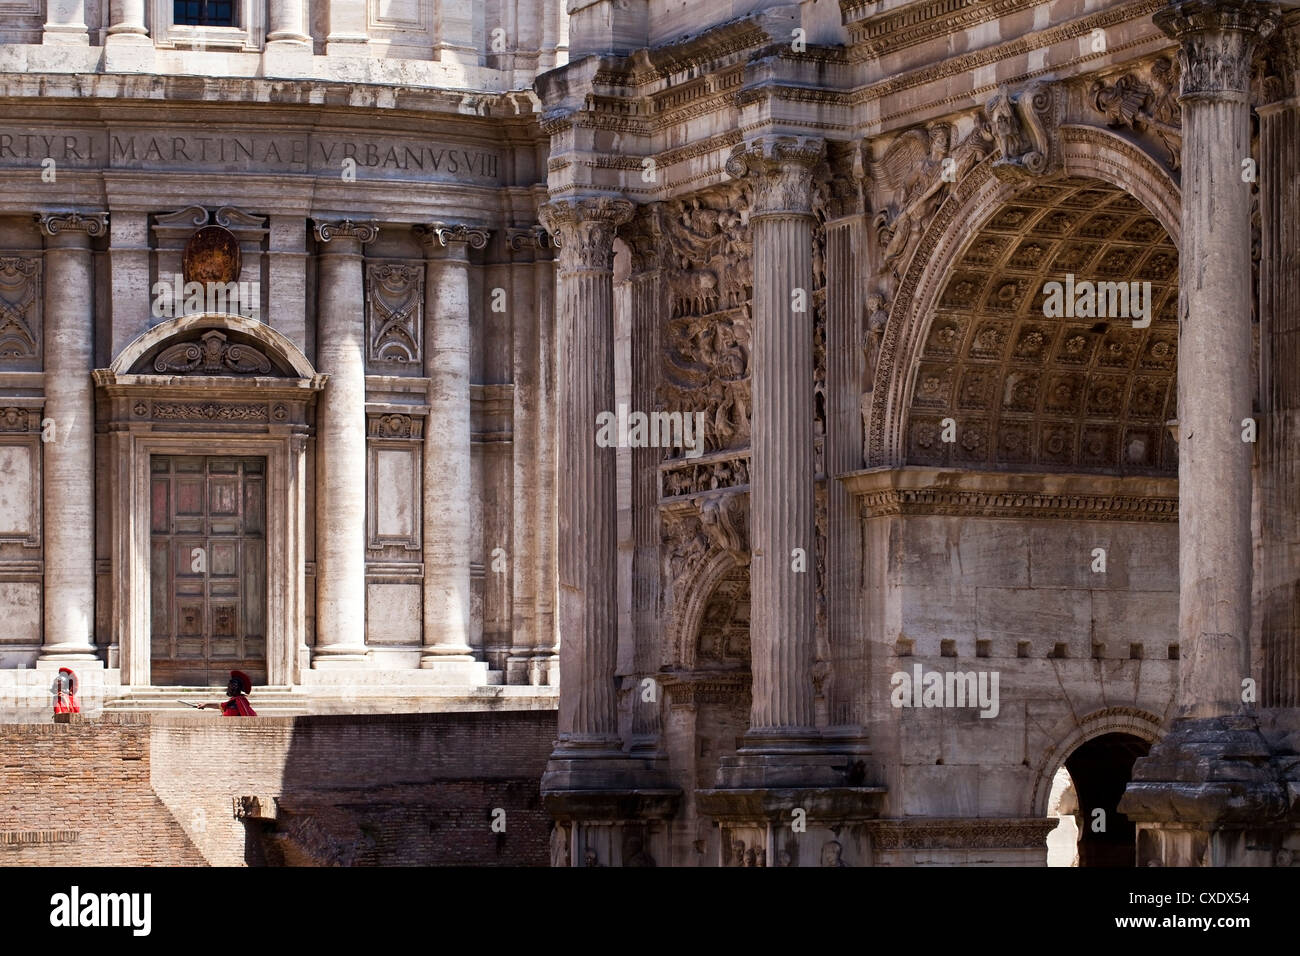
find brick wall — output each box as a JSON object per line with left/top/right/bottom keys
{"left": 1, "top": 710, "right": 557, "bottom": 866}
{"left": 0, "top": 716, "right": 206, "bottom": 866}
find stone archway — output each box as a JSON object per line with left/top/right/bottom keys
{"left": 869, "top": 126, "right": 1182, "bottom": 466}
{"left": 1030, "top": 706, "right": 1165, "bottom": 818}
{"left": 95, "top": 313, "right": 325, "bottom": 688}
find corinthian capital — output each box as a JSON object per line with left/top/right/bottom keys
{"left": 312, "top": 219, "right": 379, "bottom": 244}
{"left": 537, "top": 197, "right": 634, "bottom": 273}
{"left": 1155, "top": 0, "right": 1280, "bottom": 96}
{"left": 36, "top": 212, "right": 109, "bottom": 239}
{"left": 725, "top": 136, "right": 826, "bottom": 218}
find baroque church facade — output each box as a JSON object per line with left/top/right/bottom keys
{"left": 3, "top": 0, "right": 1299, "bottom": 866}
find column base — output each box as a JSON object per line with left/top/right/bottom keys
{"left": 42, "top": 26, "right": 90, "bottom": 45}
{"left": 418, "top": 647, "right": 475, "bottom": 666}
{"left": 310, "top": 648, "right": 371, "bottom": 669}
{"left": 1119, "top": 711, "right": 1300, "bottom": 866}
{"left": 414, "top": 658, "right": 490, "bottom": 685}
{"left": 696, "top": 786, "right": 887, "bottom": 866}
{"left": 505, "top": 653, "right": 531, "bottom": 685}
{"left": 261, "top": 40, "right": 313, "bottom": 78}
{"left": 36, "top": 647, "right": 101, "bottom": 665}
{"left": 324, "top": 37, "right": 369, "bottom": 57}
{"left": 542, "top": 746, "right": 677, "bottom": 794}
{"left": 103, "top": 34, "right": 155, "bottom": 73}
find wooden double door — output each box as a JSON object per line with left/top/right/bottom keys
{"left": 150, "top": 455, "right": 267, "bottom": 686}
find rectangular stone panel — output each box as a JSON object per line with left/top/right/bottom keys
{"left": 367, "top": 442, "right": 421, "bottom": 550}
{"left": 0, "top": 442, "right": 36, "bottom": 544}
{"left": 0, "top": 582, "right": 39, "bottom": 645}
{"left": 365, "top": 582, "right": 420, "bottom": 644}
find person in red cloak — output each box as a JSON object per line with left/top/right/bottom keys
{"left": 52, "top": 667, "right": 80, "bottom": 715}
{"left": 198, "top": 670, "right": 257, "bottom": 716}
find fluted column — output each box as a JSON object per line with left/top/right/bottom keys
{"left": 1257, "top": 23, "right": 1300, "bottom": 708}
{"left": 506, "top": 226, "right": 552, "bottom": 684}
{"left": 623, "top": 207, "right": 666, "bottom": 751}
{"left": 416, "top": 223, "right": 490, "bottom": 666}
{"left": 725, "top": 136, "right": 825, "bottom": 745}
{"left": 37, "top": 213, "right": 106, "bottom": 662}
{"left": 538, "top": 196, "right": 633, "bottom": 751}
{"left": 824, "top": 182, "right": 871, "bottom": 737}
{"left": 533, "top": 229, "right": 560, "bottom": 686}
{"left": 311, "top": 219, "right": 377, "bottom": 666}
{"left": 1154, "top": 0, "right": 1277, "bottom": 718}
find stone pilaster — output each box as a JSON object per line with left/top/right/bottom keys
{"left": 311, "top": 219, "right": 377, "bottom": 667}
{"left": 532, "top": 228, "right": 560, "bottom": 687}
{"left": 268, "top": 216, "right": 309, "bottom": 353}
{"left": 415, "top": 223, "right": 490, "bottom": 671}
{"left": 538, "top": 196, "right": 633, "bottom": 755}
{"left": 43, "top": 0, "right": 89, "bottom": 44}
{"left": 506, "top": 227, "right": 544, "bottom": 685}
{"left": 1120, "top": 0, "right": 1293, "bottom": 866}
{"left": 623, "top": 205, "right": 666, "bottom": 753}
{"left": 325, "top": 0, "right": 370, "bottom": 54}
{"left": 725, "top": 136, "right": 824, "bottom": 752}
{"left": 822, "top": 152, "right": 872, "bottom": 742}
{"left": 37, "top": 212, "right": 107, "bottom": 664}
{"left": 1256, "top": 21, "right": 1300, "bottom": 709}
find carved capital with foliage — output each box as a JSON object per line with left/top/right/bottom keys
{"left": 1155, "top": 0, "right": 1280, "bottom": 96}
{"left": 538, "top": 197, "right": 635, "bottom": 274}
{"left": 725, "top": 136, "right": 826, "bottom": 219}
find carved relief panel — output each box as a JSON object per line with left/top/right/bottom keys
{"left": 365, "top": 263, "right": 424, "bottom": 372}
{"left": 0, "top": 257, "right": 40, "bottom": 370}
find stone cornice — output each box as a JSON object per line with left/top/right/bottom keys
{"left": 842, "top": 467, "right": 1179, "bottom": 521}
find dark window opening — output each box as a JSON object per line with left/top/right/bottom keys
{"left": 174, "top": 0, "right": 236, "bottom": 27}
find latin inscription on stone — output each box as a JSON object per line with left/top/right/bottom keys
{"left": 0, "top": 128, "right": 501, "bottom": 182}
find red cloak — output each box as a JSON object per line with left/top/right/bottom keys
{"left": 220, "top": 695, "right": 257, "bottom": 717}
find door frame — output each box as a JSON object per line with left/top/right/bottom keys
{"left": 95, "top": 313, "right": 325, "bottom": 688}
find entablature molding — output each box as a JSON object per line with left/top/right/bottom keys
{"left": 842, "top": 467, "right": 1179, "bottom": 521}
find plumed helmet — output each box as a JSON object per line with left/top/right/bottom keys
{"left": 230, "top": 670, "right": 252, "bottom": 695}
{"left": 57, "top": 667, "right": 78, "bottom": 695}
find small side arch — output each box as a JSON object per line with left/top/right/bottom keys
{"left": 669, "top": 547, "right": 743, "bottom": 670}
{"left": 1029, "top": 706, "right": 1166, "bottom": 818}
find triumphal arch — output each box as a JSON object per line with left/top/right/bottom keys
{"left": 538, "top": 0, "right": 1300, "bottom": 867}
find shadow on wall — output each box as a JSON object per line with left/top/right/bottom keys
{"left": 146, "top": 711, "right": 557, "bottom": 866}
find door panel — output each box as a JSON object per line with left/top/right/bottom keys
{"left": 150, "top": 455, "right": 267, "bottom": 686}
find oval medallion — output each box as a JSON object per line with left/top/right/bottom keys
{"left": 182, "top": 225, "right": 242, "bottom": 286}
